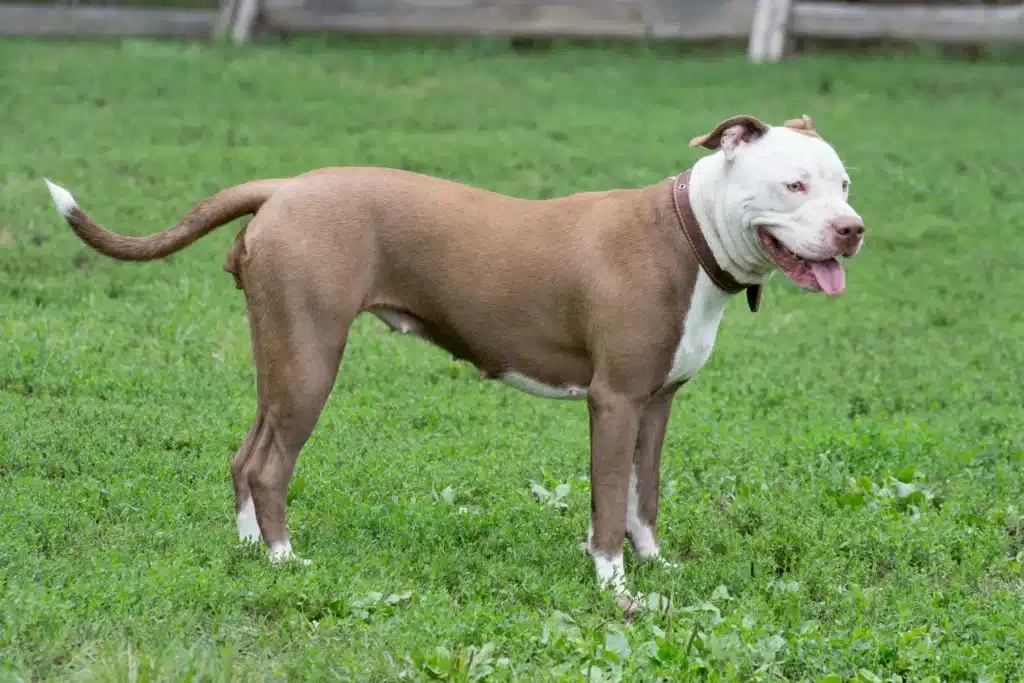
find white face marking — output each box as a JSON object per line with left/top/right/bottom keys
{"left": 723, "top": 127, "right": 861, "bottom": 263}
{"left": 663, "top": 271, "right": 731, "bottom": 388}
{"left": 626, "top": 465, "right": 660, "bottom": 559}
{"left": 237, "top": 496, "right": 261, "bottom": 543}
{"left": 499, "top": 372, "right": 588, "bottom": 400}
{"left": 43, "top": 178, "right": 78, "bottom": 217}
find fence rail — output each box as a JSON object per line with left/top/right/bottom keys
{"left": 793, "top": 1, "right": 1024, "bottom": 42}
{"left": 258, "top": 0, "right": 757, "bottom": 41}
{"left": 0, "top": 3, "right": 218, "bottom": 36}
{"left": 2, "top": 0, "right": 1024, "bottom": 62}
{"left": 748, "top": 0, "right": 1024, "bottom": 61}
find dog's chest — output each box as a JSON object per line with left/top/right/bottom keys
{"left": 662, "top": 271, "right": 731, "bottom": 388}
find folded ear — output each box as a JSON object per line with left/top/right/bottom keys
{"left": 688, "top": 115, "right": 769, "bottom": 160}
{"left": 783, "top": 114, "right": 823, "bottom": 139}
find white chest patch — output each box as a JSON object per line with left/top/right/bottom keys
{"left": 499, "top": 371, "right": 588, "bottom": 400}
{"left": 662, "top": 271, "right": 731, "bottom": 388}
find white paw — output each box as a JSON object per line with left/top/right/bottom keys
{"left": 594, "top": 552, "right": 626, "bottom": 589}
{"left": 593, "top": 552, "right": 644, "bottom": 614}
{"left": 268, "top": 541, "right": 311, "bottom": 566}
{"left": 236, "top": 497, "right": 261, "bottom": 544}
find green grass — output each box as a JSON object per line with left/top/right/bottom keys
{"left": 1, "top": 36, "right": 1022, "bottom": 682}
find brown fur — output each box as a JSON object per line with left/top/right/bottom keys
{"left": 782, "top": 115, "right": 823, "bottom": 139}
{"left": 60, "top": 165, "right": 705, "bottom": 564}
{"left": 688, "top": 114, "right": 769, "bottom": 150}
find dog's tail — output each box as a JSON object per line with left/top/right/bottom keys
{"left": 42, "top": 177, "right": 288, "bottom": 262}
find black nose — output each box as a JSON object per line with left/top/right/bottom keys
{"left": 832, "top": 216, "right": 865, "bottom": 238}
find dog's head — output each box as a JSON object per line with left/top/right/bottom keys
{"left": 690, "top": 114, "right": 864, "bottom": 295}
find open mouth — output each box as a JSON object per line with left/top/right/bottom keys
{"left": 757, "top": 227, "right": 845, "bottom": 295}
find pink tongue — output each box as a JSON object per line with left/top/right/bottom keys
{"left": 810, "top": 259, "right": 846, "bottom": 295}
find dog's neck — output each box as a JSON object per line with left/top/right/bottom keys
{"left": 686, "top": 154, "right": 776, "bottom": 286}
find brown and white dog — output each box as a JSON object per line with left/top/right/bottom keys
{"left": 44, "top": 114, "right": 864, "bottom": 606}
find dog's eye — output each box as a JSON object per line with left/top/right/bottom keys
{"left": 842, "top": 180, "right": 850, "bottom": 192}
{"left": 785, "top": 181, "right": 806, "bottom": 193}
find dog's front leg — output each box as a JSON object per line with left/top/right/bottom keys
{"left": 628, "top": 388, "right": 679, "bottom": 568}
{"left": 587, "top": 385, "right": 646, "bottom": 600}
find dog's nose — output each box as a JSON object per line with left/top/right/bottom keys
{"left": 831, "top": 216, "right": 865, "bottom": 239}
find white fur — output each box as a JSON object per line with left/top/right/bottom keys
{"left": 593, "top": 552, "right": 627, "bottom": 595}
{"left": 268, "top": 540, "right": 311, "bottom": 565}
{"left": 688, "top": 126, "right": 860, "bottom": 283}
{"left": 268, "top": 540, "right": 293, "bottom": 563}
{"left": 44, "top": 178, "right": 77, "bottom": 217}
{"left": 499, "top": 371, "right": 587, "bottom": 400}
{"left": 626, "top": 465, "right": 659, "bottom": 559}
{"left": 236, "top": 497, "right": 261, "bottom": 543}
{"left": 662, "top": 270, "right": 731, "bottom": 388}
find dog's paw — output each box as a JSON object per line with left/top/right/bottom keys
{"left": 270, "top": 553, "right": 313, "bottom": 567}
{"left": 615, "top": 588, "right": 646, "bottom": 619}
{"left": 593, "top": 553, "right": 646, "bottom": 617}
{"left": 268, "top": 542, "right": 312, "bottom": 566}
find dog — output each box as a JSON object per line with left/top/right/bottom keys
{"left": 44, "top": 113, "right": 864, "bottom": 607}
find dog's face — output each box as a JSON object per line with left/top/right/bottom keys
{"left": 691, "top": 115, "right": 864, "bottom": 295}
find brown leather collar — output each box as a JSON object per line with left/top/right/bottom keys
{"left": 672, "top": 169, "right": 762, "bottom": 313}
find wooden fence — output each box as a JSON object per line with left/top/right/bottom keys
{"left": 2, "top": 0, "right": 1023, "bottom": 62}
{"left": 0, "top": 0, "right": 224, "bottom": 37}
{"left": 749, "top": 0, "right": 1024, "bottom": 61}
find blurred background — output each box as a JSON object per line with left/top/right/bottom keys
{"left": 3, "top": 0, "right": 1024, "bottom": 63}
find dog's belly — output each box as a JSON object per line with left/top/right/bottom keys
{"left": 371, "top": 306, "right": 591, "bottom": 399}
{"left": 372, "top": 308, "right": 426, "bottom": 336}
{"left": 498, "top": 371, "right": 588, "bottom": 400}
{"left": 372, "top": 275, "right": 731, "bottom": 400}
{"left": 662, "top": 271, "right": 731, "bottom": 387}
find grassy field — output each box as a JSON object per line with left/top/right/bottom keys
{"left": 1, "top": 36, "right": 1022, "bottom": 682}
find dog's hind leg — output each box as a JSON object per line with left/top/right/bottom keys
{"left": 231, "top": 368, "right": 270, "bottom": 545}
{"left": 227, "top": 227, "right": 268, "bottom": 545}
{"left": 245, "top": 302, "right": 350, "bottom": 563}
{"left": 230, "top": 256, "right": 360, "bottom": 563}
{"left": 225, "top": 197, "right": 374, "bottom": 562}
{"left": 233, "top": 417, "right": 264, "bottom": 544}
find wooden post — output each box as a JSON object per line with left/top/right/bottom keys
{"left": 230, "top": 0, "right": 260, "bottom": 44}
{"left": 747, "top": 0, "right": 793, "bottom": 63}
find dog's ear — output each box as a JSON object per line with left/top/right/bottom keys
{"left": 688, "top": 115, "right": 769, "bottom": 160}
{"left": 783, "top": 114, "right": 823, "bottom": 139}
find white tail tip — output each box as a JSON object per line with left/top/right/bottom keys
{"left": 44, "top": 178, "right": 77, "bottom": 217}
